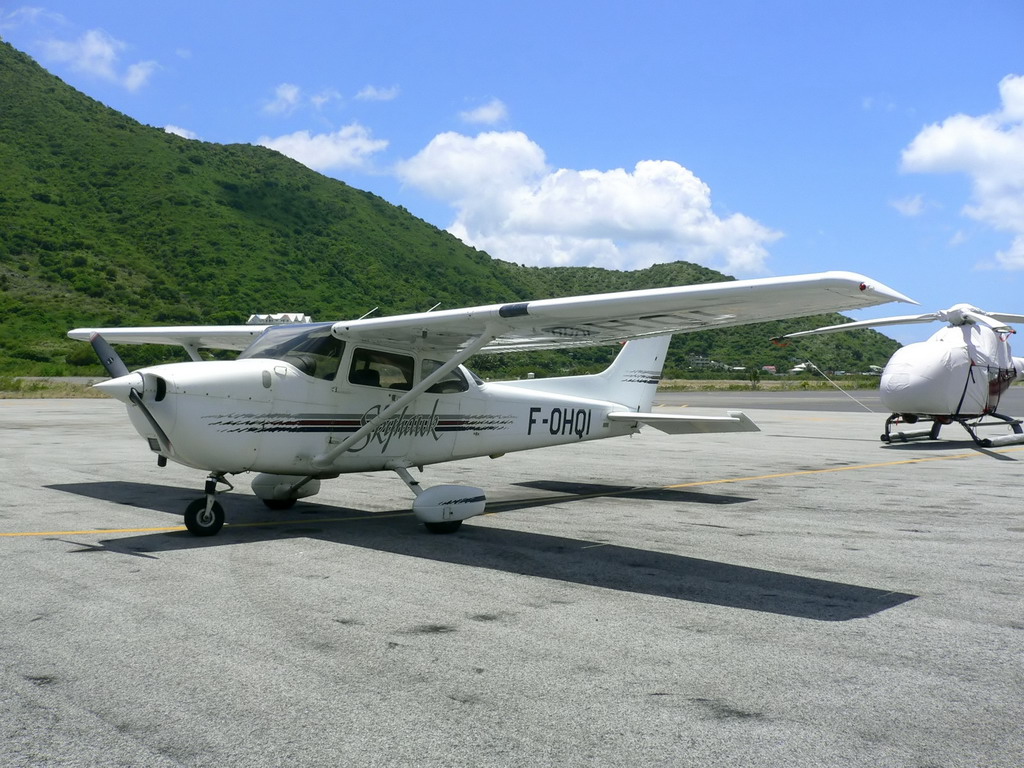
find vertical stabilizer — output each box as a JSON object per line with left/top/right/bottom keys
{"left": 500, "top": 335, "right": 671, "bottom": 410}
{"left": 596, "top": 335, "right": 671, "bottom": 411}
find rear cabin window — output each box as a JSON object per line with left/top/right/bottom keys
{"left": 349, "top": 348, "right": 414, "bottom": 390}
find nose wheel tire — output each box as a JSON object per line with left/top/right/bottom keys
{"left": 184, "top": 498, "right": 225, "bottom": 536}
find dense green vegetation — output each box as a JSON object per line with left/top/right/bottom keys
{"left": 0, "top": 39, "right": 899, "bottom": 377}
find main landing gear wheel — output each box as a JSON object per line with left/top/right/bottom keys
{"left": 184, "top": 498, "right": 225, "bottom": 536}
{"left": 424, "top": 520, "right": 463, "bottom": 534}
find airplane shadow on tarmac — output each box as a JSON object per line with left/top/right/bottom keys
{"left": 48, "top": 480, "right": 916, "bottom": 623}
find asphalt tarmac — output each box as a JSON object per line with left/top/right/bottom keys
{"left": 2, "top": 396, "right": 1022, "bottom": 767}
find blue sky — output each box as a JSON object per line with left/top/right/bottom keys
{"left": 2, "top": 1, "right": 1023, "bottom": 342}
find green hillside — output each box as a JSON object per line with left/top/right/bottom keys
{"left": 0, "top": 39, "right": 899, "bottom": 377}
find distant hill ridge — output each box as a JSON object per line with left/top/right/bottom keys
{"left": 0, "top": 39, "right": 898, "bottom": 376}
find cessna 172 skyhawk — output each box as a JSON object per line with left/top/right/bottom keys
{"left": 70, "top": 271, "right": 911, "bottom": 536}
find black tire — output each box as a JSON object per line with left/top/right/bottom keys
{"left": 424, "top": 520, "right": 463, "bottom": 534}
{"left": 262, "top": 498, "right": 297, "bottom": 511}
{"left": 184, "top": 498, "right": 225, "bottom": 536}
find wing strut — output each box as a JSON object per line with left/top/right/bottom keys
{"left": 311, "top": 329, "right": 497, "bottom": 469}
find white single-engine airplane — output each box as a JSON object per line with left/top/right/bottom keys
{"left": 775, "top": 303, "right": 1024, "bottom": 446}
{"left": 70, "top": 271, "right": 911, "bottom": 536}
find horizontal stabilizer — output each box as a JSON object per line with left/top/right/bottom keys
{"left": 606, "top": 409, "right": 759, "bottom": 435}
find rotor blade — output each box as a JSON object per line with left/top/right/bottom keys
{"left": 90, "top": 332, "right": 129, "bottom": 378}
{"left": 775, "top": 313, "right": 941, "bottom": 340}
{"left": 128, "top": 388, "right": 172, "bottom": 453}
{"left": 961, "top": 311, "right": 1014, "bottom": 334}
{"left": 987, "top": 312, "right": 1024, "bottom": 327}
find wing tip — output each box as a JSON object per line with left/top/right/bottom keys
{"left": 831, "top": 271, "right": 918, "bottom": 306}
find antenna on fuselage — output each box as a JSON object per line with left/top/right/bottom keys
{"left": 357, "top": 307, "right": 379, "bottom": 320}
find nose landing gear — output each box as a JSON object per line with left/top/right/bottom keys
{"left": 183, "top": 473, "right": 231, "bottom": 536}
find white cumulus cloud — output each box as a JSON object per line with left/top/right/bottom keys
{"left": 311, "top": 88, "right": 342, "bottom": 109}
{"left": 902, "top": 74, "right": 1024, "bottom": 269}
{"left": 397, "top": 131, "right": 780, "bottom": 274}
{"left": 264, "top": 84, "right": 344, "bottom": 113}
{"left": 890, "top": 194, "right": 925, "bottom": 217}
{"left": 459, "top": 98, "right": 508, "bottom": 125}
{"left": 165, "top": 125, "right": 199, "bottom": 140}
{"left": 397, "top": 131, "right": 546, "bottom": 204}
{"left": 123, "top": 59, "right": 158, "bottom": 92}
{"left": 40, "top": 29, "right": 157, "bottom": 91}
{"left": 258, "top": 124, "right": 388, "bottom": 172}
{"left": 263, "top": 83, "right": 302, "bottom": 115}
{"left": 0, "top": 7, "right": 66, "bottom": 31}
{"left": 356, "top": 85, "right": 400, "bottom": 102}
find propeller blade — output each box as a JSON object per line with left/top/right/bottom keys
{"left": 776, "top": 313, "right": 941, "bottom": 340}
{"left": 128, "top": 388, "right": 173, "bottom": 453}
{"left": 90, "top": 332, "right": 129, "bottom": 378}
{"left": 93, "top": 371, "right": 173, "bottom": 454}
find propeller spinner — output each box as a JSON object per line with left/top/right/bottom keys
{"left": 90, "top": 333, "right": 172, "bottom": 454}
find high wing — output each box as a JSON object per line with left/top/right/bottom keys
{"left": 69, "top": 271, "right": 913, "bottom": 357}
{"left": 67, "top": 324, "right": 272, "bottom": 357}
{"left": 330, "top": 271, "right": 914, "bottom": 354}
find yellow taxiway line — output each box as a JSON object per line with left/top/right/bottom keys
{"left": 664, "top": 445, "right": 1024, "bottom": 490}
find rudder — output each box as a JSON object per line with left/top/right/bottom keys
{"left": 496, "top": 334, "right": 671, "bottom": 410}
{"left": 597, "top": 335, "right": 671, "bottom": 412}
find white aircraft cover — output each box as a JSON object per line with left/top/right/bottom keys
{"left": 69, "top": 271, "right": 913, "bottom": 355}
{"left": 881, "top": 325, "right": 1013, "bottom": 415}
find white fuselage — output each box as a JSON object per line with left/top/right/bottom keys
{"left": 121, "top": 359, "right": 637, "bottom": 477}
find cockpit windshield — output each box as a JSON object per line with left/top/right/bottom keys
{"left": 238, "top": 323, "right": 484, "bottom": 388}
{"left": 238, "top": 323, "right": 345, "bottom": 380}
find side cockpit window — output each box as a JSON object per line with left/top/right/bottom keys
{"left": 349, "top": 348, "right": 414, "bottom": 390}
{"left": 239, "top": 324, "right": 345, "bottom": 381}
{"left": 285, "top": 334, "right": 346, "bottom": 380}
{"left": 423, "top": 359, "right": 469, "bottom": 394}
